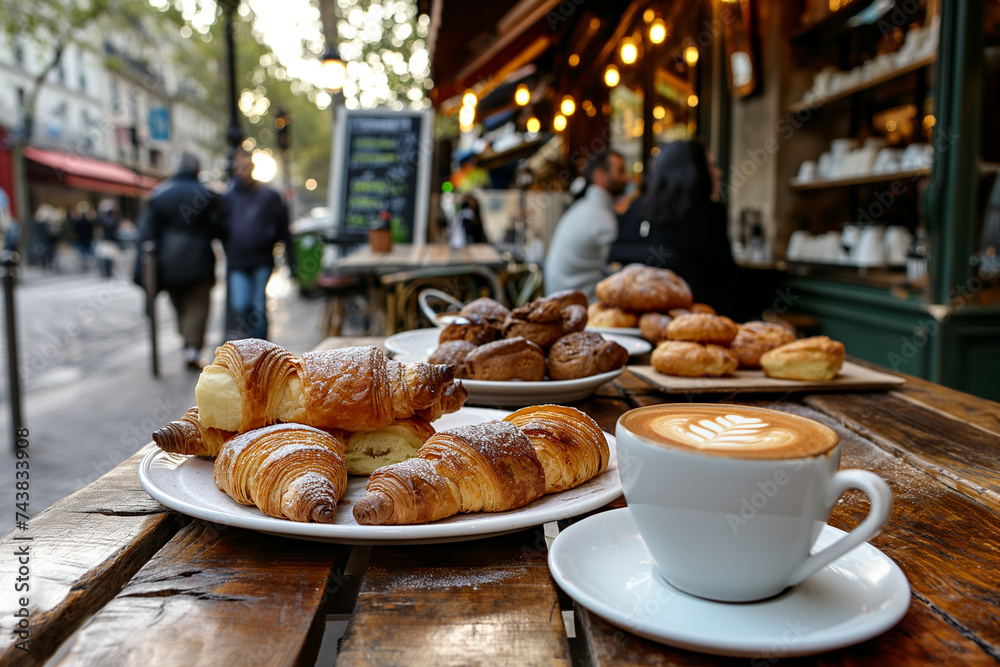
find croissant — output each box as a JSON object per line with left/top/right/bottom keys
{"left": 196, "top": 340, "right": 467, "bottom": 433}
{"left": 153, "top": 406, "right": 233, "bottom": 457}
{"left": 353, "top": 420, "right": 546, "bottom": 525}
{"left": 214, "top": 423, "right": 347, "bottom": 523}
{"left": 503, "top": 405, "right": 609, "bottom": 494}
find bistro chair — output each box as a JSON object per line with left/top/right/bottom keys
{"left": 379, "top": 264, "right": 503, "bottom": 333}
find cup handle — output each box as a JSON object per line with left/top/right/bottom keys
{"left": 788, "top": 469, "right": 893, "bottom": 586}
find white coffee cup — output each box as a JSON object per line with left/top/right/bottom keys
{"left": 616, "top": 404, "right": 893, "bottom": 603}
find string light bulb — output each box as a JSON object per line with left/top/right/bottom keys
{"left": 687, "top": 94, "right": 699, "bottom": 107}
{"left": 604, "top": 64, "right": 620, "bottom": 87}
{"left": 526, "top": 116, "right": 541, "bottom": 133}
{"left": 462, "top": 90, "right": 477, "bottom": 108}
{"left": 515, "top": 84, "right": 530, "bottom": 106}
{"left": 621, "top": 39, "right": 638, "bottom": 65}
{"left": 560, "top": 95, "right": 576, "bottom": 116}
{"left": 684, "top": 46, "right": 699, "bottom": 66}
{"left": 553, "top": 113, "right": 567, "bottom": 132}
{"left": 649, "top": 19, "right": 667, "bottom": 44}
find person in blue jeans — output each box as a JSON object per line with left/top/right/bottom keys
{"left": 222, "top": 149, "right": 294, "bottom": 340}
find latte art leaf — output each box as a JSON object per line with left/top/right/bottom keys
{"left": 687, "top": 416, "right": 767, "bottom": 444}
{"left": 650, "top": 414, "right": 801, "bottom": 452}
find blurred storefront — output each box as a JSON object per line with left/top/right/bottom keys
{"left": 425, "top": 0, "right": 1000, "bottom": 399}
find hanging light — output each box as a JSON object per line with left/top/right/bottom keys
{"left": 459, "top": 104, "right": 475, "bottom": 130}
{"left": 515, "top": 83, "right": 530, "bottom": 106}
{"left": 568, "top": 53, "right": 580, "bottom": 67}
{"left": 649, "top": 19, "right": 667, "bottom": 44}
{"left": 462, "top": 90, "right": 477, "bottom": 108}
{"left": 687, "top": 94, "right": 699, "bottom": 107}
{"left": 526, "top": 116, "right": 541, "bottom": 134}
{"left": 553, "top": 113, "right": 567, "bottom": 132}
{"left": 684, "top": 46, "right": 699, "bottom": 67}
{"left": 621, "top": 39, "right": 638, "bottom": 65}
{"left": 560, "top": 95, "right": 576, "bottom": 116}
{"left": 320, "top": 45, "right": 346, "bottom": 93}
{"left": 604, "top": 64, "right": 620, "bottom": 87}
{"left": 653, "top": 105, "right": 666, "bottom": 120}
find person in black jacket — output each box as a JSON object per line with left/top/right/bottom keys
{"left": 136, "top": 152, "right": 224, "bottom": 369}
{"left": 221, "top": 148, "right": 293, "bottom": 341}
{"left": 609, "top": 139, "right": 748, "bottom": 320}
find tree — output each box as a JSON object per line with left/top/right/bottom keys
{"left": 0, "top": 0, "right": 185, "bottom": 252}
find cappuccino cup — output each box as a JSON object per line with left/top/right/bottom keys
{"left": 617, "top": 404, "right": 893, "bottom": 602}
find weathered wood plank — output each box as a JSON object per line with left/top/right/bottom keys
{"left": 337, "top": 526, "right": 571, "bottom": 667}
{"left": 575, "top": 402, "right": 1000, "bottom": 664}
{"left": 52, "top": 522, "right": 349, "bottom": 667}
{"left": 0, "top": 444, "right": 183, "bottom": 667}
{"left": 804, "top": 391, "right": 1000, "bottom": 514}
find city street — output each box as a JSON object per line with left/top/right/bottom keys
{"left": 0, "top": 250, "right": 326, "bottom": 520}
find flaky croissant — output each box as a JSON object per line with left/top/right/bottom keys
{"left": 353, "top": 421, "right": 546, "bottom": 525}
{"left": 214, "top": 423, "right": 347, "bottom": 523}
{"left": 503, "top": 405, "right": 609, "bottom": 494}
{"left": 153, "top": 406, "right": 232, "bottom": 457}
{"left": 196, "top": 340, "right": 467, "bottom": 433}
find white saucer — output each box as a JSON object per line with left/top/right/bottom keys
{"left": 548, "top": 508, "right": 910, "bottom": 658}
{"left": 385, "top": 327, "right": 651, "bottom": 357}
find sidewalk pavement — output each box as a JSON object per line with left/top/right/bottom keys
{"left": 0, "top": 252, "right": 330, "bottom": 521}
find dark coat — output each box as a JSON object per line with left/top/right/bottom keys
{"left": 608, "top": 199, "right": 746, "bottom": 320}
{"left": 135, "top": 171, "right": 224, "bottom": 290}
{"left": 221, "top": 180, "right": 292, "bottom": 272}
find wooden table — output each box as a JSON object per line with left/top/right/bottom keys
{"left": 337, "top": 243, "right": 505, "bottom": 273}
{"left": 3, "top": 337, "right": 1000, "bottom": 666}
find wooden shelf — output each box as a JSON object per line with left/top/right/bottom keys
{"left": 788, "top": 54, "right": 937, "bottom": 114}
{"left": 791, "top": 168, "right": 931, "bottom": 190}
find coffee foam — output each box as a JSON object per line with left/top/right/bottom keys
{"left": 621, "top": 405, "right": 838, "bottom": 460}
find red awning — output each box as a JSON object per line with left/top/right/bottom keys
{"left": 23, "top": 146, "right": 160, "bottom": 197}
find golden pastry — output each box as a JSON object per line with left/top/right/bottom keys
{"left": 666, "top": 313, "right": 739, "bottom": 346}
{"left": 587, "top": 301, "right": 639, "bottom": 328}
{"left": 731, "top": 322, "right": 796, "bottom": 369}
{"left": 638, "top": 312, "right": 673, "bottom": 343}
{"left": 651, "top": 341, "right": 739, "bottom": 377}
{"left": 760, "top": 336, "right": 844, "bottom": 381}
{"left": 595, "top": 264, "right": 693, "bottom": 312}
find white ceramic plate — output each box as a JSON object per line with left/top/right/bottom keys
{"left": 548, "top": 508, "right": 910, "bottom": 657}
{"left": 139, "top": 408, "right": 621, "bottom": 545}
{"left": 585, "top": 325, "right": 643, "bottom": 338}
{"left": 385, "top": 327, "right": 651, "bottom": 358}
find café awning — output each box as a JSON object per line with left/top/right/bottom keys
{"left": 24, "top": 146, "right": 160, "bottom": 197}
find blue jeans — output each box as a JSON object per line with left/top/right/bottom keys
{"left": 228, "top": 265, "right": 272, "bottom": 340}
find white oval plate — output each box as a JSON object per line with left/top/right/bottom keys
{"left": 549, "top": 508, "right": 910, "bottom": 657}
{"left": 139, "top": 407, "right": 621, "bottom": 545}
{"left": 385, "top": 327, "right": 651, "bottom": 358}
{"left": 585, "top": 325, "right": 643, "bottom": 338}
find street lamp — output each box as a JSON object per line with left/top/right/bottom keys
{"left": 217, "top": 0, "right": 243, "bottom": 175}
{"left": 321, "top": 45, "right": 346, "bottom": 93}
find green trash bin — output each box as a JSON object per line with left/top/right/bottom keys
{"left": 293, "top": 232, "right": 324, "bottom": 292}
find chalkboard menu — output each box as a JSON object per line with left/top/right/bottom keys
{"left": 330, "top": 109, "right": 433, "bottom": 244}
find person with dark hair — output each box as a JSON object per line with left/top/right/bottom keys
{"left": 544, "top": 150, "right": 629, "bottom": 298}
{"left": 222, "top": 148, "right": 293, "bottom": 341}
{"left": 608, "top": 139, "right": 745, "bottom": 318}
{"left": 135, "top": 152, "right": 225, "bottom": 369}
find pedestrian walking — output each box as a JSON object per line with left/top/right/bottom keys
{"left": 221, "top": 148, "right": 293, "bottom": 341}
{"left": 135, "top": 152, "right": 225, "bottom": 370}
{"left": 95, "top": 199, "right": 123, "bottom": 277}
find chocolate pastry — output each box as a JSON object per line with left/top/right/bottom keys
{"left": 428, "top": 340, "right": 478, "bottom": 378}
{"left": 464, "top": 337, "right": 547, "bottom": 381}
{"left": 501, "top": 316, "right": 565, "bottom": 348}
{"left": 438, "top": 314, "right": 500, "bottom": 346}
{"left": 560, "top": 304, "right": 588, "bottom": 336}
{"left": 511, "top": 289, "right": 589, "bottom": 323}
{"left": 459, "top": 297, "right": 510, "bottom": 324}
{"left": 547, "top": 332, "right": 628, "bottom": 380}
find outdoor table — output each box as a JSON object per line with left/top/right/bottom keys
{"left": 3, "top": 335, "right": 999, "bottom": 666}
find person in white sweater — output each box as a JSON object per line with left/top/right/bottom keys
{"left": 543, "top": 150, "right": 628, "bottom": 299}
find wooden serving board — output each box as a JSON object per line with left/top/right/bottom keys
{"left": 628, "top": 360, "right": 905, "bottom": 395}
